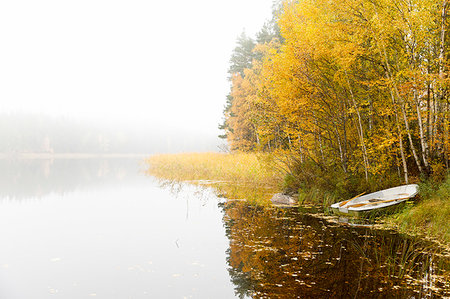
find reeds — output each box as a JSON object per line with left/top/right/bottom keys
{"left": 145, "top": 152, "right": 283, "bottom": 204}
{"left": 348, "top": 230, "right": 449, "bottom": 296}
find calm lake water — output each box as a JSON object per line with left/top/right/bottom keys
{"left": 0, "top": 158, "right": 448, "bottom": 298}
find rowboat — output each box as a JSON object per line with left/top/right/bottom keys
{"left": 330, "top": 184, "right": 419, "bottom": 215}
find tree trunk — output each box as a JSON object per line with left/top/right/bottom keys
{"left": 391, "top": 92, "right": 409, "bottom": 184}
{"left": 426, "top": 73, "right": 432, "bottom": 157}
{"left": 345, "top": 73, "right": 369, "bottom": 181}
{"left": 414, "top": 89, "right": 429, "bottom": 172}
{"left": 439, "top": 1, "right": 448, "bottom": 80}
{"left": 335, "top": 127, "right": 347, "bottom": 173}
{"left": 370, "top": 2, "right": 409, "bottom": 182}
{"left": 298, "top": 135, "right": 304, "bottom": 163}
{"left": 400, "top": 98, "right": 423, "bottom": 173}
{"left": 382, "top": 52, "right": 409, "bottom": 183}
{"left": 382, "top": 46, "right": 423, "bottom": 173}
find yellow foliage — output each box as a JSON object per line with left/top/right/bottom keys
{"left": 223, "top": 0, "right": 449, "bottom": 182}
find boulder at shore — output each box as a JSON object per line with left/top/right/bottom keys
{"left": 270, "top": 193, "right": 297, "bottom": 206}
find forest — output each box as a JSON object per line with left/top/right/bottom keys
{"left": 221, "top": 0, "right": 450, "bottom": 197}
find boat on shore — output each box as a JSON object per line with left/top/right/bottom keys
{"left": 330, "top": 184, "right": 419, "bottom": 215}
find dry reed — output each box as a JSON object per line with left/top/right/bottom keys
{"left": 145, "top": 152, "right": 282, "bottom": 203}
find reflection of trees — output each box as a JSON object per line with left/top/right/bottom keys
{"left": 222, "top": 202, "right": 449, "bottom": 298}
{"left": 0, "top": 159, "right": 139, "bottom": 200}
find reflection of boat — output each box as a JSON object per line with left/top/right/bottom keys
{"left": 331, "top": 184, "right": 419, "bottom": 215}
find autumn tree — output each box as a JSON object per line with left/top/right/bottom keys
{"left": 220, "top": 3, "right": 284, "bottom": 149}
{"left": 223, "top": 0, "right": 449, "bottom": 192}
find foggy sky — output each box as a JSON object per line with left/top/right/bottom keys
{"left": 0, "top": 0, "right": 274, "bottom": 146}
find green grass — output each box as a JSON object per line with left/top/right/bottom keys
{"left": 389, "top": 176, "right": 450, "bottom": 245}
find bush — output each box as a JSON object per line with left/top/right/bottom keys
{"left": 281, "top": 157, "right": 403, "bottom": 205}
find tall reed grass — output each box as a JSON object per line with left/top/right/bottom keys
{"left": 145, "top": 152, "right": 283, "bottom": 203}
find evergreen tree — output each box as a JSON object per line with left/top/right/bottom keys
{"left": 228, "top": 32, "right": 256, "bottom": 77}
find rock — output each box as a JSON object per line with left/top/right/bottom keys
{"left": 270, "top": 193, "right": 297, "bottom": 205}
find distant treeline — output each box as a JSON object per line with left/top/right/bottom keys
{"left": 0, "top": 113, "right": 218, "bottom": 154}
{"left": 221, "top": 0, "right": 450, "bottom": 193}
{"left": 0, "top": 158, "right": 137, "bottom": 200}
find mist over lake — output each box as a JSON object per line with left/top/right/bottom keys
{"left": 0, "top": 113, "right": 220, "bottom": 154}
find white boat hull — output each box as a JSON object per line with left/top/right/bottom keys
{"left": 331, "top": 184, "right": 419, "bottom": 214}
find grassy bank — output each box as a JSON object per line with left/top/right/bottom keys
{"left": 389, "top": 177, "right": 450, "bottom": 245}
{"left": 146, "top": 152, "right": 449, "bottom": 245}
{"left": 146, "top": 152, "right": 282, "bottom": 203}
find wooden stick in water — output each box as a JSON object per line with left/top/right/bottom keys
{"left": 339, "top": 192, "right": 366, "bottom": 207}
{"left": 347, "top": 197, "right": 410, "bottom": 208}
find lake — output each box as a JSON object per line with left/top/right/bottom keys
{"left": 0, "top": 158, "right": 447, "bottom": 298}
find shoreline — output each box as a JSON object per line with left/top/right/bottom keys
{"left": 146, "top": 152, "right": 449, "bottom": 246}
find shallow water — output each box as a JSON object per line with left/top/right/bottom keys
{"left": 0, "top": 158, "right": 447, "bottom": 298}
{"left": 222, "top": 202, "right": 449, "bottom": 298}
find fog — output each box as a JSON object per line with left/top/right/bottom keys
{"left": 0, "top": 0, "right": 274, "bottom": 153}
{"left": 0, "top": 113, "right": 221, "bottom": 154}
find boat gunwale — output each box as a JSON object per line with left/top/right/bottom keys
{"left": 331, "top": 184, "right": 419, "bottom": 213}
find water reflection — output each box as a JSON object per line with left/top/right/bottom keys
{"left": 0, "top": 159, "right": 235, "bottom": 298}
{"left": 0, "top": 158, "right": 140, "bottom": 200}
{"left": 221, "top": 201, "right": 450, "bottom": 298}
{"left": 0, "top": 159, "right": 448, "bottom": 297}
